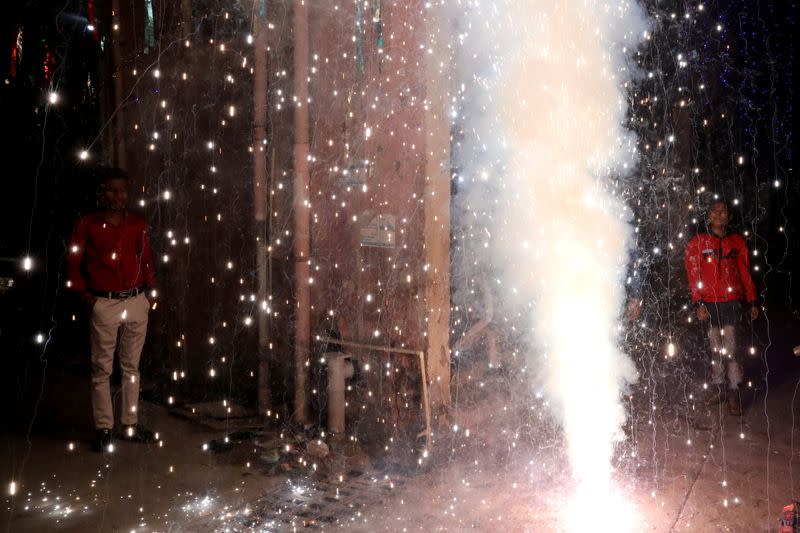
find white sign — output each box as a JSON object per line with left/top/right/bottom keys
{"left": 360, "top": 214, "right": 396, "bottom": 248}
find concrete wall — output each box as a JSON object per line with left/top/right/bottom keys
{"left": 303, "top": 1, "right": 452, "bottom": 436}
{"left": 107, "top": 0, "right": 452, "bottom": 435}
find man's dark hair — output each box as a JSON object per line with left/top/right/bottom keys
{"left": 708, "top": 198, "right": 731, "bottom": 209}
{"left": 705, "top": 198, "right": 733, "bottom": 217}
{"left": 95, "top": 167, "right": 129, "bottom": 188}
{"left": 703, "top": 198, "right": 740, "bottom": 231}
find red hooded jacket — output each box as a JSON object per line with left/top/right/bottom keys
{"left": 684, "top": 232, "right": 756, "bottom": 304}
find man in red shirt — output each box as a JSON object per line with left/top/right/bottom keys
{"left": 66, "top": 168, "right": 158, "bottom": 451}
{"left": 684, "top": 200, "right": 758, "bottom": 416}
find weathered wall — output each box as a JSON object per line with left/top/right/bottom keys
{"left": 108, "top": 1, "right": 452, "bottom": 438}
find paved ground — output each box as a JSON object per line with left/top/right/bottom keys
{"left": 1, "top": 403, "right": 278, "bottom": 532}
{"left": 2, "top": 343, "right": 799, "bottom": 532}
{"left": 344, "top": 372, "right": 800, "bottom": 532}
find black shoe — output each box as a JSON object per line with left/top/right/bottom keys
{"left": 93, "top": 428, "right": 113, "bottom": 452}
{"left": 120, "top": 424, "right": 157, "bottom": 444}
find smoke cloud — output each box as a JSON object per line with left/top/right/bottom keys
{"left": 453, "top": 0, "right": 649, "bottom": 521}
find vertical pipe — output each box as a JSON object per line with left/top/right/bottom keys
{"left": 327, "top": 354, "right": 353, "bottom": 434}
{"left": 293, "top": 0, "right": 311, "bottom": 426}
{"left": 253, "top": 2, "right": 271, "bottom": 416}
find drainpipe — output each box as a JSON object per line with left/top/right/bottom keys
{"left": 316, "top": 336, "right": 432, "bottom": 452}
{"left": 293, "top": 0, "right": 311, "bottom": 426}
{"left": 253, "top": 2, "right": 271, "bottom": 416}
{"left": 326, "top": 353, "right": 354, "bottom": 434}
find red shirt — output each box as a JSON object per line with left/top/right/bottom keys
{"left": 684, "top": 231, "right": 756, "bottom": 304}
{"left": 66, "top": 210, "right": 157, "bottom": 293}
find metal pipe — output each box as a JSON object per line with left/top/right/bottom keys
{"left": 253, "top": 4, "right": 271, "bottom": 416}
{"left": 316, "top": 336, "right": 432, "bottom": 452}
{"left": 326, "top": 353, "right": 354, "bottom": 434}
{"left": 292, "top": 0, "right": 311, "bottom": 426}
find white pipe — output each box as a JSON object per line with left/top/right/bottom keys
{"left": 292, "top": 0, "right": 311, "bottom": 427}
{"left": 326, "top": 353, "right": 354, "bottom": 435}
{"left": 316, "top": 336, "right": 432, "bottom": 452}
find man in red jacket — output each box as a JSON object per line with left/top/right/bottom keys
{"left": 684, "top": 200, "right": 758, "bottom": 416}
{"left": 66, "top": 168, "right": 158, "bottom": 451}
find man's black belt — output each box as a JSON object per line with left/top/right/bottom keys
{"left": 90, "top": 286, "right": 146, "bottom": 300}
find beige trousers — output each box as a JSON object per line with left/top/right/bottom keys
{"left": 89, "top": 293, "right": 149, "bottom": 429}
{"left": 708, "top": 324, "right": 742, "bottom": 389}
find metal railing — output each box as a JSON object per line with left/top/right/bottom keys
{"left": 315, "top": 335, "right": 432, "bottom": 452}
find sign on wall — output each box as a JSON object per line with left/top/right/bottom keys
{"left": 360, "top": 213, "right": 396, "bottom": 248}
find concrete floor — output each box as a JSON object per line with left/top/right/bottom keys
{"left": 2, "top": 355, "right": 798, "bottom": 532}
{"left": 1, "top": 403, "right": 282, "bottom": 532}
{"left": 346, "top": 373, "right": 800, "bottom": 532}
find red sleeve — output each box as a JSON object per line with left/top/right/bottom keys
{"left": 66, "top": 217, "right": 88, "bottom": 292}
{"left": 736, "top": 235, "right": 757, "bottom": 303}
{"left": 140, "top": 225, "right": 158, "bottom": 290}
{"left": 684, "top": 236, "right": 702, "bottom": 303}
